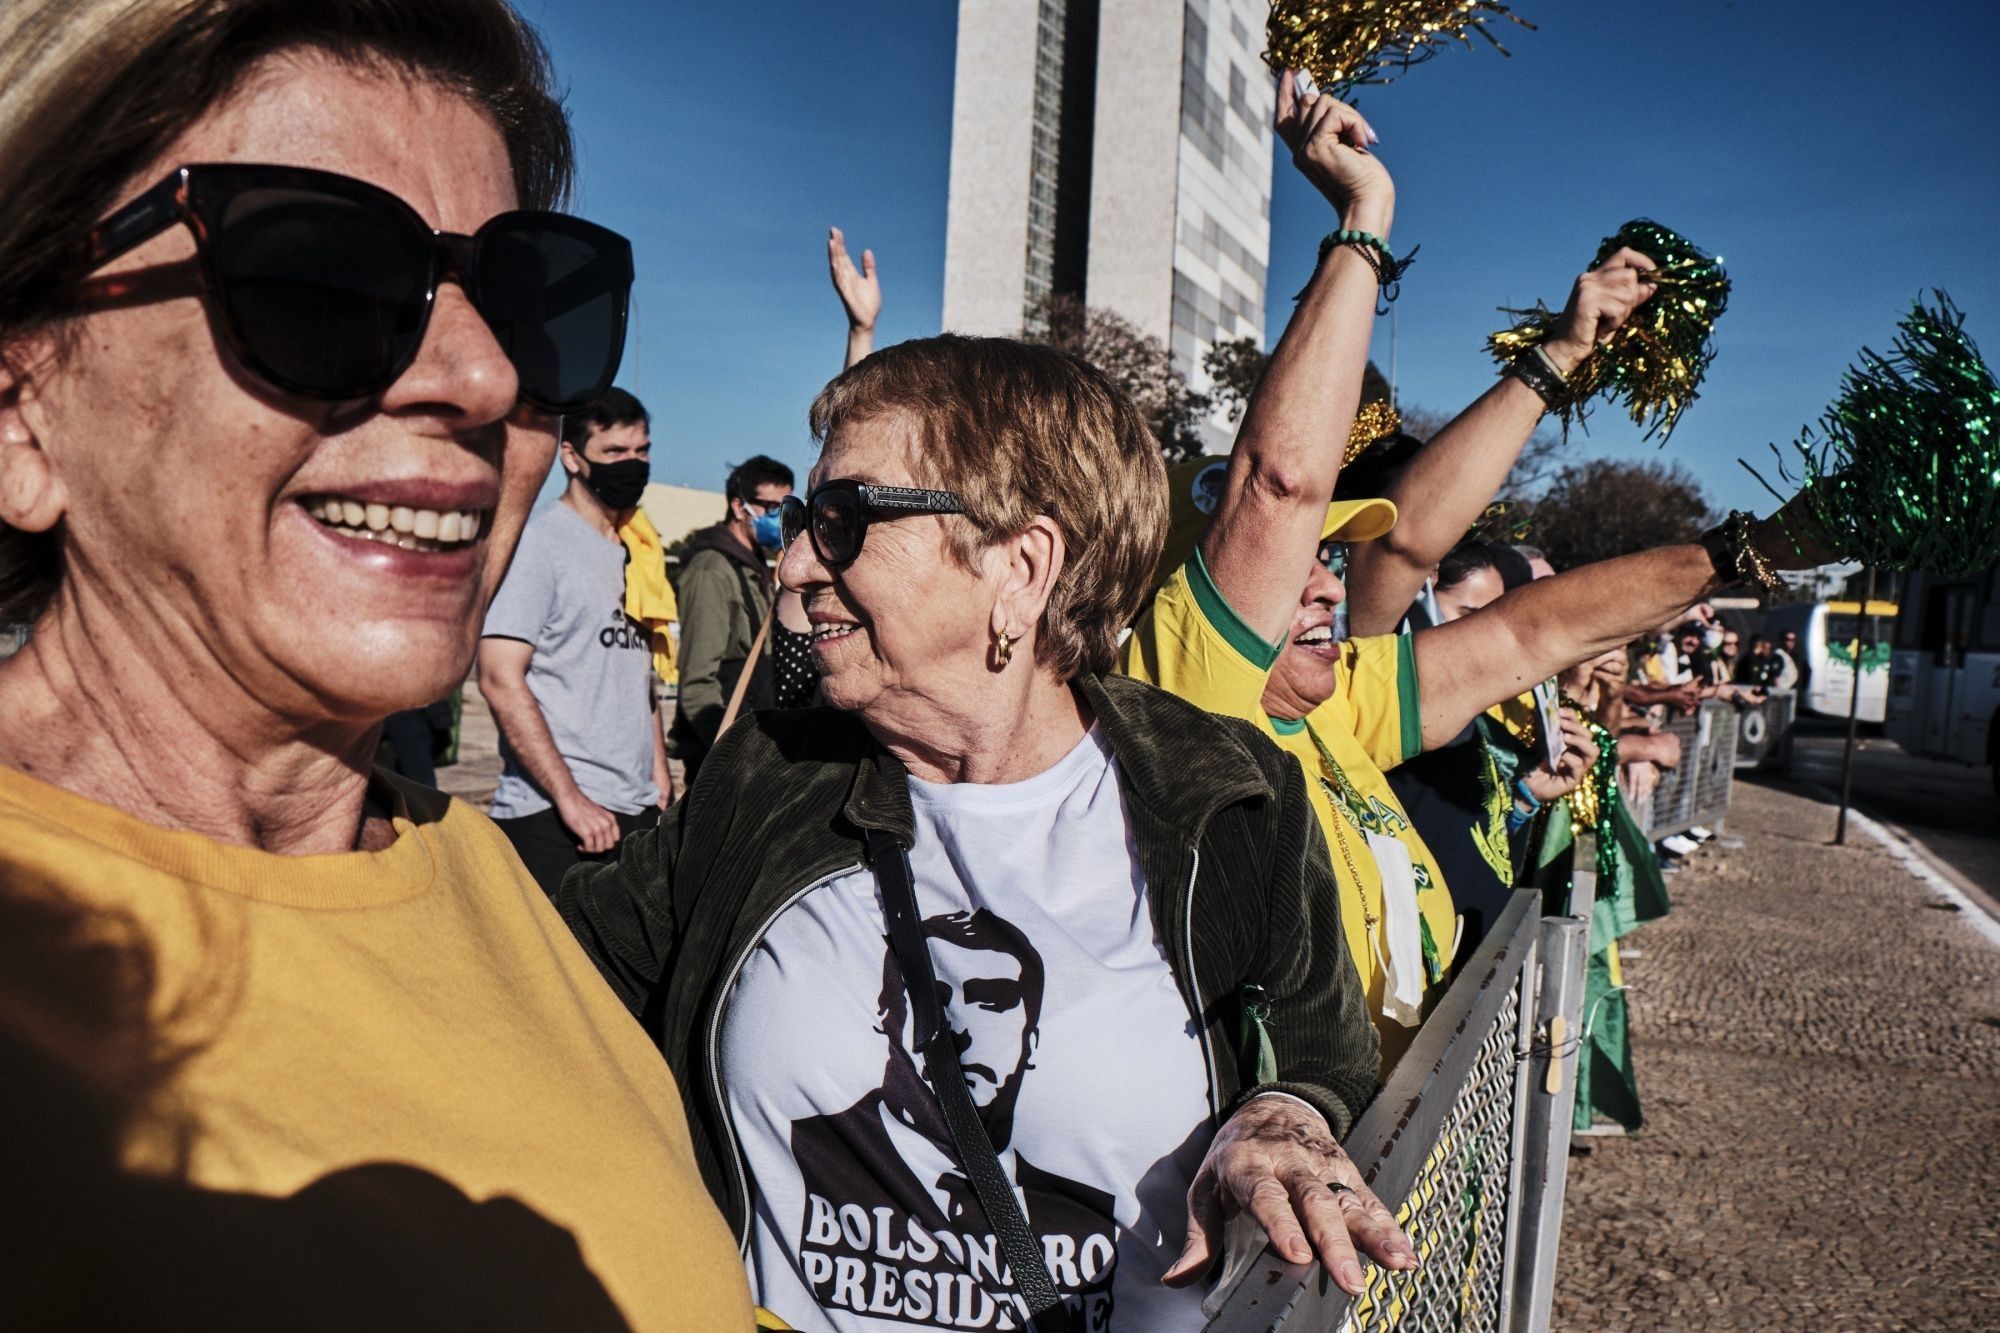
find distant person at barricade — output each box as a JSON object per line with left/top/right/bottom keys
{"left": 481, "top": 388, "right": 670, "bottom": 895}
{"left": 0, "top": 2, "right": 749, "bottom": 1325}
{"left": 1776, "top": 628, "right": 1806, "bottom": 692}
{"left": 1737, "top": 635, "right": 1783, "bottom": 687}
{"left": 1674, "top": 621, "right": 1726, "bottom": 687}
{"left": 671, "top": 454, "right": 793, "bottom": 783}
{"left": 1385, "top": 543, "right": 1598, "bottom": 953}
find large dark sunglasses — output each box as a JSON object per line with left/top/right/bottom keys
{"left": 71, "top": 163, "right": 633, "bottom": 413}
{"left": 779, "top": 480, "right": 967, "bottom": 566}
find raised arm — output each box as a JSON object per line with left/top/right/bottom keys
{"left": 1411, "top": 507, "right": 1825, "bottom": 749}
{"left": 828, "top": 226, "right": 880, "bottom": 371}
{"left": 1345, "top": 251, "right": 1658, "bottom": 635}
{"left": 1199, "top": 76, "right": 1393, "bottom": 642}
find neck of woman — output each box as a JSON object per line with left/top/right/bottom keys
{"left": 871, "top": 666, "right": 1092, "bottom": 787}
{"left": 0, "top": 598, "right": 388, "bottom": 855}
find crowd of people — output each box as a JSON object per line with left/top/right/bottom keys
{"left": 0, "top": 2, "right": 1834, "bottom": 1330}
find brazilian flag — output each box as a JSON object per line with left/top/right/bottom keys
{"left": 1525, "top": 737, "right": 1668, "bottom": 1133}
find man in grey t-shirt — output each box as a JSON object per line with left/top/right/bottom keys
{"left": 478, "top": 389, "right": 667, "bottom": 895}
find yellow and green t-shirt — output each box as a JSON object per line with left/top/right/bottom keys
{"left": 1120, "top": 551, "right": 1460, "bottom": 1056}
{"left": 0, "top": 762, "right": 753, "bottom": 1331}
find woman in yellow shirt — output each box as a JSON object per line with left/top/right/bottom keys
{"left": 1126, "top": 76, "right": 1825, "bottom": 1067}
{"left": 0, "top": 2, "right": 749, "bottom": 1327}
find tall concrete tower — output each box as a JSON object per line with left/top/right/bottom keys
{"left": 941, "top": 0, "right": 1274, "bottom": 391}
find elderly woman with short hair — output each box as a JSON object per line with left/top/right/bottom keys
{"left": 561, "top": 335, "right": 1418, "bottom": 1331}
{"left": 0, "top": 0, "right": 748, "bottom": 1325}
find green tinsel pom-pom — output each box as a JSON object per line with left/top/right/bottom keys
{"left": 1746, "top": 292, "right": 2000, "bottom": 577}
{"left": 1487, "top": 219, "right": 1731, "bottom": 440}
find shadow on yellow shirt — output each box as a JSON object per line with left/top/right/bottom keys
{"left": 0, "top": 763, "right": 751, "bottom": 1331}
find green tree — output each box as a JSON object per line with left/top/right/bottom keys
{"left": 1198, "top": 338, "right": 1393, "bottom": 426}
{"left": 1024, "top": 294, "right": 1209, "bottom": 460}
{"left": 1509, "top": 458, "right": 1716, "bottom": 569}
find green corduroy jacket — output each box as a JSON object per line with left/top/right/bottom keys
{"left": 558, "top": 671, "right": 1380, "bottom": 1245}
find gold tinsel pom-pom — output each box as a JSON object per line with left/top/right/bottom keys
{"left": 1344, "top": 399, "right": 1401, "bottom": 465}
{"left": 1264, "top": 1, "right": 1535, "bottom": 95}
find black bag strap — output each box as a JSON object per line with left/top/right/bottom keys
{"left": 865, "top": 827, "right": 1078, "bottom": 1333}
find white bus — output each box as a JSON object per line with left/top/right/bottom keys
{"left": 1759, "top": 598, "right": 1898, "bottom": 723}
{"left": 1887, "top": 564, "right": 2000, "bottom": 796}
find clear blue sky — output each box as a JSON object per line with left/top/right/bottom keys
{"left": 521, "top": 0, "right": 2000, "bottom": 515}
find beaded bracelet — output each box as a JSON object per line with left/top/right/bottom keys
{"left": 1698, "top": 510, "right": 1786, "bottom": 592}
{"left": 1309, "top": 229, "right": 1418, "bottom": 314}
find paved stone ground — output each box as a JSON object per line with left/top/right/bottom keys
{"left": 435, "top": 676, "right": 502, "bottom": 809}
{"left": 1552, "top": 779, "right": 2000, "bottom": 1331}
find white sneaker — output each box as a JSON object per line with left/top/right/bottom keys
{"left": 1688, "top": 825, "right": 1715, "bottom": 841}
{"left": 1660, "top": 834, "right": 1699, "bottom": 857}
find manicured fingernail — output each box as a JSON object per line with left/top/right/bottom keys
{"left": 1365, "top": 129, "right": 1380, "bottom": 145}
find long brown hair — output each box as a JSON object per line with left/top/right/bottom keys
{"left": 0, "top": 0, "right": 575, "bottom": 626}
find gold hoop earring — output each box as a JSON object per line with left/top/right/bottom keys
{"left": 995, "top": 629, "right": 1014, "bottom": 666}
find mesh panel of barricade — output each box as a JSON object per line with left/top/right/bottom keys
{"left": 1341, "top": 981, "right": 1523, "bottom": 1333}
{"left": 1633, "top": 700, "right": 1738, "bottom": 839}
{"left": 1202, "top": 894, "right": 1542, "bottom": 1333}
{"left": 1734, "top": 690, "right": 1796, "bottom": 769}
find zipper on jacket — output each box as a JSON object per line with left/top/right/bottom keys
{"left": 706, "top": 862, "right": 863, "bottom": 1254}
{"left": 1181, "top": 845, "right": 1222, "bottom": 1121}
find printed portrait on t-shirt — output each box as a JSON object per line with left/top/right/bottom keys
{"left": 789, "top": 909, "right": 1117, "bottom": 1331}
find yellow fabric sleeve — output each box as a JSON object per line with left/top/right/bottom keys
{"left": 1310, "top": 633, "right": 1422, "bottom": 773}
{"left": 1118, "top": 549, "right": 1279, "bottom": 724}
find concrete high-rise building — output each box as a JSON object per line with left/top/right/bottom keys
{"left": 942, "top": 0, "right": 1274, "bottom": 395}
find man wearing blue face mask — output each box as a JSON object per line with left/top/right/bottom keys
{"left": 670, "top": 454, "right": 795, "bottom": 786}
{"left": 481, "top": 389, "right": 673, "bottom": 896}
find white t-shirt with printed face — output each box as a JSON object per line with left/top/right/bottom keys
{"left": 721, "top": 727, "right": 1216, "bottom": 1332}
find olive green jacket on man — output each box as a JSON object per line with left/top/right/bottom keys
{"left": 558, "top": 671, "right": 1380, "bottom": 1243}
{"left": 672, "top": 523, "right": 774, "bottom": 749}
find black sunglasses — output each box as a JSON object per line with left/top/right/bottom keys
{"left": 779, "top": 480, "right": 967, "bottom": 566}
{"left": 71, "top": 163, "right": 633, "bottom": 413}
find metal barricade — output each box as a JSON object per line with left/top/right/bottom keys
{"left": 1733, "top": 689, "right": 1796, "bottom": 770}
{"left": 1203, "top": 885, "right": 1590, "bottom": 1333}
{"left": 1632, "top": 700, "right": 1737, "bottom": 840}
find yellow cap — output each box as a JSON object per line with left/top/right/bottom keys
{"left": 1155, "top": 455, "right": 1399, "bottom": 590}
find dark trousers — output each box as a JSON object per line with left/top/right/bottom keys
{"left": 380, "top": 709, "right": 437, "bottom": 787}
{"left": 496, "top": 805, "right": 657, "bottom": 899}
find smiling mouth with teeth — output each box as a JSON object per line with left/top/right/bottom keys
{"left": 1293, "top": 626, "right": 1334, "bottom": 645}
{"left": 810, "top": 623, "right": 861, "bottom": 646}
{"left": 304, "top": 496, "right": 486, "bottom": 552}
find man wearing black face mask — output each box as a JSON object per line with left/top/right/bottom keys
{"left": 480, "top": 388, "right": 671, "bottom": 895}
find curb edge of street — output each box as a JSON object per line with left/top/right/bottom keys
{"left": 1795, "top": 776, "right": 2000, "bottom": 950}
